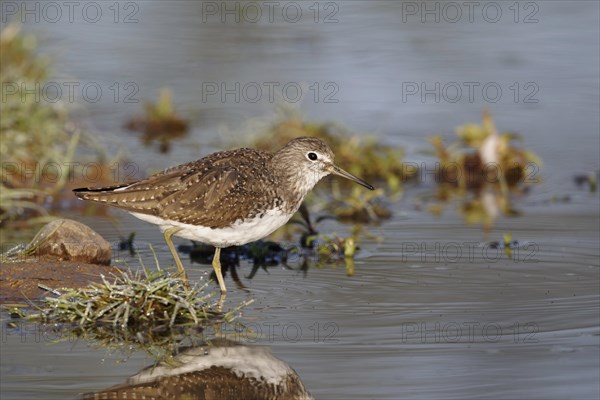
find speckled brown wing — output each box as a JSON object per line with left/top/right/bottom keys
{"left": 158, "top": 164, "right": 242, "bottom": 228}
{"left": 157, "top": 149, "right": 281, "bottom": 229}
{"left": 73, "top": 148, "right": 280, "bottom": 229}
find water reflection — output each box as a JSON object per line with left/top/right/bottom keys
{"left": 4, "top": 316, "right": 314, "bottom": 399}
{"left": 181, "top": 239, "right": 358, "bottom": 290}
{"left": 429, "top": 183, "right": 523, "bottom": 234}
{"left": 83, "top": 338, "right": 313, "bottom": 400}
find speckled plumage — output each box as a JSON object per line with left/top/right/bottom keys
{"left": 74, "top": 137, "right": 373, "bottom": 292}
{"left": 75, "top": 138, "right": 335, "bottom": 230}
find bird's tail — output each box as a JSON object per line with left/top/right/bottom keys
{"left": 73, "top": 184, "right": 130, "bottom": 202}
{"left": 73, "top": 184, "right": 160, "bottom": 214}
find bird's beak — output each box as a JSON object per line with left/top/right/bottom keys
{"left": 330, "top": 164, "right": 375, "bottom": 190}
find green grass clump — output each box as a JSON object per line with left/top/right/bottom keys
{"left": 26, "top": 268, "right": 251, "bottom": 362}
{"left": 3, "top": 265, "right": 251, "bottom": 363}
{"left": 38, "top": 269, "right": 239, "bottom": 328}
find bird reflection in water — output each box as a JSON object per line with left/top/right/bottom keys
{"left": 83, "top": 339, "right": 313, "bottom": 400}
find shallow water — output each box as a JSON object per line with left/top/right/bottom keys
{"left": 1, "top": 1, "right": 599, "bottom": 399}
{"left": 2, "top": 196, "right": 598, "bottom": 399}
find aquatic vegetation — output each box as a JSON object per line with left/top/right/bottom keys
{"left": 0, "top": 23, "right": 123, "bottom": 227}
{"left": 11, "top": 264, "right": 251, "bottom": 360}
{"left": 36, "top": 269, "right": 230, "bottom": 328}
{"left": 242, "top": 105, "right": 416, "bottom": 192}
{"left": 0, "top": 22, "right": 79, "bottom": 223}
{"left": 327, "top": 186, "right": 392, "bottom": 223}
{"left": 287, "top": 203, "right": 335, "bottom": 248}
{"left": 287, "top": 222, "right": 367, "bottom": 277}
{"left": 118, "top": 232, "right": 137, "bottom": 256}
{"left": 3, "top": 263, "right": 250, "bottom": 362}
{"left": 282, "top": 204, "right": 369, "bottom": 262}
{"left": 285, "top": 205, "right": 379, "bottom": 277}
{"left": 429, "top": 110, "right": 542, "bottom": 190}
{"left": 488, "top": 233, "right": 525, "bottom": 258}
{"left": 125, "top": 87, "right": 189, "bottom": 153}
{"left": 425, "top": 111, "right": 540, "bottom": 233}
{"left": 574, "top": 172, "right": 598, "bottom": 192}
{"left": 285, "top": 235, "right": 357, "bottom": 277}
{"left": 305, "top": 233, "right": 357, "bottom": 260}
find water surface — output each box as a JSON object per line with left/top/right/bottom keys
{"left": 1, "top": 1, "right": 599, "bottom": 399}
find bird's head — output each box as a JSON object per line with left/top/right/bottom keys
{"left": 274, "top": 137, "right": 374, "bottom": 194}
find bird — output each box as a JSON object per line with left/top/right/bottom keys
{"left": 73, "top": 137, "right": 374, "bottom": 294}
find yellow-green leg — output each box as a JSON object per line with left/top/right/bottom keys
{"left": 212, "top": 247, "right": 227, "bottom": 294}
{"left": 163, "top": 227, "right": 188, "bottom": 283}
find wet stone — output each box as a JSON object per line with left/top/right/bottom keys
{"left": 29, "top": 219, "right": 112, "bottom": 265}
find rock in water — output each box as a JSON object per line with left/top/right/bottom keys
{"left": 28, "top": 219, "right": 112, "bottom": 265}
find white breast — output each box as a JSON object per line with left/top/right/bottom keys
{"left": 130, "top": 209, "right": 293, "bottom": 247}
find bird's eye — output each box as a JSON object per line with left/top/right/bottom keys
{"left": 307, "top": 152, "right": 318, "bottom": 161}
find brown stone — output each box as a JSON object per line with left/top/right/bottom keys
{"left": 0, "top": 260, "right": 122, "bottom": 303}
{"left": 29, "top": 219, "right": 112, "bottom": 265}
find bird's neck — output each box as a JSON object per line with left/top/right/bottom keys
{"left": 271, "top": 160, "right": 323, "bottom": 212}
